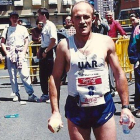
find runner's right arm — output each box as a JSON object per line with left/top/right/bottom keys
{"left": 48, "top": 39, "right": 69, "bottom": 132}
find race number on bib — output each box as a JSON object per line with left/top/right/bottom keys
{"left": 76, "top": 76, "right": 105, "bottom": 107}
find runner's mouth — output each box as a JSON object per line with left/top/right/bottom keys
{"left": 79, "top": 25, "right": 87, "bottom": 29}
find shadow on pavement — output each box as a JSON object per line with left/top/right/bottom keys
{"left": 0, "top": 97, "right": 13, "bottom": 101}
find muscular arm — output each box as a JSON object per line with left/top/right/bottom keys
{"left": 48, "top": 39, "right": 69, "bottom": 132}
{"left": 107, "top": 38, "right": 128, "bottom": 105}
{"left": 49, "top": 39, "right": 68, "bottom": 112}
{"left": 107, "top": 37, "right": 135, "bottom": 129}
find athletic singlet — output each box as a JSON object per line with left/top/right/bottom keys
{"left": 67, "top": 35, "right": 110, "bottom": 101}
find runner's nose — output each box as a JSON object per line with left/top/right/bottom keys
{"left": 80, "top": 17, "right": 85, "bottom": 23}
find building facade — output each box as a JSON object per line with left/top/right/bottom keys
{"left": 121, "top": 0, "right": 139, "bottom": 10}
{"left": 0, "top": 0, "right": 82, "bottom": 30}
{"left": 94, "top": 0, "right": 114, "bottom": 18}
{"left": 120, "top": 0, "right": 140, "bottom": 19}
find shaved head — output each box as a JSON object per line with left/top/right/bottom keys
{"left": 71, "top": 1, "right": 94, "bottom": 17}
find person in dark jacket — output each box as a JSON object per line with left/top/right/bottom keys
{"left": 92, "top": 11, "right": 110, "bottom": 35}
{"left": 31, "top": 19, "right": 43, "bottom": 84}
{"left": 128, "top": 13, "right": 140, "bottom": 117}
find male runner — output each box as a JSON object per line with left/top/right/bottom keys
{"left": 48, "top": 1, "right": 135, "bottom": 140}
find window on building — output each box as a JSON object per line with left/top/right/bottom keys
{"left": 48, "top": 0, "right": 58, "bottom": 5}
{"left": 0, "top": 0, "right": 12, "bottom": 5}
{"left": 0, "top": 5, "right": 7, "bottom": 11}
{"left": 14, "top": 0, "right": 23, "bottom": 6}
{"left": 32, "top": 0, "right": 41, "bottom": 5}
{"left": 62, "top": 0, "right": 72, "bottom": 5}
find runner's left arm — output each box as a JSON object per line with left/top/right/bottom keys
{"left": 107, "top": 36, "right": 135, "bottom": 129}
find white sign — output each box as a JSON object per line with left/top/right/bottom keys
{"left": 32, "top": 0, "right": 41, "bottom": 5}
{"left": 62, "top": 0, "right": 72, "bottom": 5}
{"left": 14, "top": 0, "right": 23, "bottom": 6}
{"left": 48, "top": 0, "right": 57, "bottom": 5}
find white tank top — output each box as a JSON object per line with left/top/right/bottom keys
{"left": 67, "top": 35, "right": 110, "bottom": 97}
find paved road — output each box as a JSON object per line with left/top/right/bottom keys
{"left": 0, "top": 70, "right": 139, "bottom": 140}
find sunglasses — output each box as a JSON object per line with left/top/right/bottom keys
{"left": 38, "top": 23, "right": 43, "bottom": 26}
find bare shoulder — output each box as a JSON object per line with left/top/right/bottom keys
{"left": 56, "top": 38, "right": 70, "bottom": 60}
{"left": 57, "top": 38, "right": 69, "bottom": 52}
{"left": 93, "top": 33, "right": 115, "bottom": 50}
{"left": 95, "top": 33, "right": 113, "bottom": 42}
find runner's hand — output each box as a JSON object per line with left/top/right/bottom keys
{"left": 120, "top": 108, "right": 135, "bottom": 129}
{"left": 48, "top": 112, "right": 63, "bottom": 133}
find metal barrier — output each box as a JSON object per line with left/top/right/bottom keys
{"left": 0, "top": 42, "right": 41, "bottom": 81}
{"left": 0, "top": 58, "right": 5, "bottom": 70}
{"left": 28, "top": 42, "right": 40, "bottom": 82}
{"left": 115, "top": 38, "right": 133, "bottom": 81}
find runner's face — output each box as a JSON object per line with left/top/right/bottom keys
{"left": 72, "top": 3, "right": 93, "bottom": 36}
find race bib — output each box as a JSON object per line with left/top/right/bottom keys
{"left": 76, "top": 75, "right": 105, "bottom": 107}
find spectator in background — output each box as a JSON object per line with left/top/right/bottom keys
{"left": 92, "top": 10, "right": 110, "bottom": 35}
{"left": 128, "top": 13, "right": 140, "bottom": 117}
{"left": 105, "top": 11, "right": 127, "bottom": 97}
{"left": 105, "top": 11, "right": 127, "bottom": 38}
{"left": 130, "top": 13, "right": 140, "bottom": 28}
{"left": 31, "top": 19, "right": 43, "bottom": 84}
{"left": 1, "top": 11, "right": 39, "bottom": 102}
{"left": 128, "top": 12, "right": 140, "bottom": 49}
{"left": 128, "top": 13, "right": 140, "bottom": 48}
{"left": 59, "top": 16, "right": 76, "bottom": 37}
{"left": 18, "top": 19, "right": 23, "bottom": 25}
{"left": 37, "top": 8, "right": 57, "bottom": 102}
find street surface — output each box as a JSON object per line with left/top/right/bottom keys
{"left": 0, "top": 69, "right": 139, "bottom": 140}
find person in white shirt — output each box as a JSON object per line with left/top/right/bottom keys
{"left": 1, "top": 11, "right": 39, "bottom": 102}
{"left": 37, "top": 8, "right": 58, "bottom": 102}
